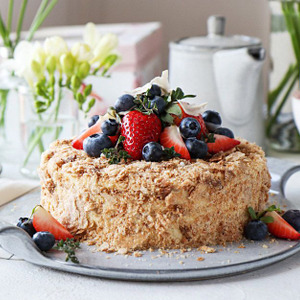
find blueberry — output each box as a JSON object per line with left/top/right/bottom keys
{"left": 33, "top": 231, "right": 55, "bottom": 252}
{"left": 83, "top": 133, "right": 112, "bottom": 157}
{"left": 114, "top": 94, "right": 135, "bottom": 112}
{"left": 17, "top": 217, "right": 36, "bottom": 237}
{"left": 179, "top": 117, "right": 201, "bottom": 139}
{"left": 149, "top": 96, "right": 166, "bottom": 114}
{"left": 244, "top": 220, "right": 268, "bottom": 240}
{"left": 101, "top": 119, "right": 119, "bottom": 136}
{"left": 202, "top": 110, "right": 222, "bottom": 131}
{"left": 185, "top": 138, "right": 208, "bottom": 159}
{"left": 142, "top": 142, "right": 163, "bottom": 162}
{"left": 282, "top": 210, "right": 300, "bottom": 231}
{"left": 214, "top": 127, "right": 234, "bottom": 138}
{"left": 148, "top": 84, "right": 161, "bottom": 98}
{"left": 88, "top": 115, "right": 99, "bottom": 127}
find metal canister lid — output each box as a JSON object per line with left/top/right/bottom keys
{"left": 170, "top": 15, "right": 261, "bottom": 51}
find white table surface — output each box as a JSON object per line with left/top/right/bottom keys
{"left": 1, "top": 154, "right": 300, "bottom": 300}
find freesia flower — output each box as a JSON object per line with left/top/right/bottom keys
{"left": 83, "top": 22, "right": 101, "bottom": 50}
{"left": 44, "top": 36, "right": 68, "bottom": 58}
{"left": 71, "top": 42, "right": 93, "bottom": 62}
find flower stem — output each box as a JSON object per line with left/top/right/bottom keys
{"left": 27, "top": 0, "right": 58, "bottom": 42}
{"left": 0, "top": 90, "right": 9, "bottom": 137}
{"left": 7, "top": 0, "right": 14, "bottom": 34}
{"left": 15, "top": 0, "right": 28, "bottom": 46}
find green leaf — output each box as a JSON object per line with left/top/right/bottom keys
{"left": 248, "top": 207, "right": 257, "bottom": 220}
{"left": 163, "top": 146, "right": 181, "bottom": 160}
{"left": 260, "top": 216, "right": 274, "bottom": 224}
{"left": 165, "top": 103, "right": 182, "bottom": 117}
{"left": 160, "top": 112, "right": 174, "bottom": 125}
{"left": 265, "top": 205, "right": 281, "bottom": 212}
{"left": 53, "top": 238, "right": 80, "bottom": 264}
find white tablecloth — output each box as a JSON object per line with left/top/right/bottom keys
{"left": 1, "top": 157, "right": 300, "bottom": 300}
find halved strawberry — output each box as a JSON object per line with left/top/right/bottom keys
{"left": 160, "top": 125, "right": 191, "bottom": 160}
{"left": 109, "top": 134, "right": 119, "bottom": 145}
{"left": 172, "top": 103, "right": 208, "bottom": 138}
{"left": 266, "top": 211, "right": 300, "bottom": 240}
{"left": 32, "top": 206, "right": 74, "bottom": 241}
{"left": 72, "top": 118, "right": 102, "bottom": 150}
{"left": 207, "top": 134, "right": 240, "bottom": 154}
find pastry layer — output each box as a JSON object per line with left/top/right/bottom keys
{"left": 39, "top": 139, "right": 270, "bottom": 251}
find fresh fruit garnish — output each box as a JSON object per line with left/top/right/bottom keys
{"left": 101, "top": 119, "right": 120, "bottom": 136}
{"left": 202, "top": 110, "right": 222, "bottom": 131}
{"left": 244, "top": 220, "right": 268, "bottom": 241}
{"left": 17, "top": 217, "right": 36, "bottom": 237}
{"left": 172, "top": 103, "right": 208, "bottom": 138}
{"left": 108, "top": 134, "right": 119, "bottom": 145}
{"left": 179, "top": 117, "right": 201, "bottom": 139}
{"left": 149, "top": 96, "right": 166, "bottom": 114}
{"left": 160, "top": 125, "right": 191, "bottom": 160}
{"left": 121, "top": 110, "right": 162, "bottom": 160}
{"left": 185, "top": 138, "right": 208, "bottom": 159}
{"left": 148, "top": 84, "right": 162, "bottom": 98}
{"left": 214, "top": 127, "right": 234, "bottom": 138}
{"left": 114, "top": 94, "right": 135, "bottom": 113}
{"left": 142, "top": 142, "right": 164, "bottom": 162}
{"left": 88, "top": 115, "right": 100, "bottom": 128}
{"left": 83, "top": 133, "right": 113, "bottom": 157}
{"left": 33, "top": 231, "right": 55, "bottom": 251}
{"left": 32, "top": 206, "right": 73, "bottom": 241}
{"left": 207, "top": 134, "right": 240, "bottom": 154}
{"left": 266, "top": 211, "right": 300, "bottom": 240}
{"left": 282, "top": 210, "right": 300, "bottom": 231}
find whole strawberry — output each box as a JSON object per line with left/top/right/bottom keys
{"left": 121, "top": 111, "right": 162, "bottom": 160}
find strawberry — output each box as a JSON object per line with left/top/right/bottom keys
{"left": 160, "top": 125, "right": 191, "bottom": 160}
{"left": 207, "top": 134, "right": 240, "bottom": 154}
{"left": 172, "top": 103, "right": 208, "bottom": 138}
{"left": 121, "top": 111, "right": 162, "bottom": 160}
{"left": 72, "top": 114, "right": 119, "bottom": 150}
{"left": 32, "top": 206, "right": 74, "bottom": 241}
{"left": 266, "top": 211, "right": 300, "bottom": 240}
{"left": 72, "top": 118, "right": 102, "bottom": 150}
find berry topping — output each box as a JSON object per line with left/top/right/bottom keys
{"left": 149, "top": 96, "right": 166, "bottom": 114}
{"left": 173, "top": 103, "right": 208, "bottom": 138}
{"left": 114, "top": 94, "right": 135, "bottom": 112}
{"left": 202, "top": 110, "right": 222, "bottom": 131}
{"left": 88, "top": 115, "right": 99, "bottom": 128}
{"left": 83, "top": 133, "right": 113, "bottom": 158}
{"left": 185, "top": 138, "right": 208, "bottom": 159}
{"left": 179, "top": 117, "right": 201, "bottom": 139}
{"left": 282, "top": 210, "right": 300, "bottom": 232}
{"left": 266, "top": 211, "right": 300, "bottom": 240}
{"left": 207, "top": 134, "right": 240, "bottom": 154}
{"left": 33, "top": 231, "right": 55, "bottom": 252}
{"left": 244, "top": 220, "right": 268, "bottom": 241}
{"left": 101, "top": 119, "right": 119, "bottom": 136}
{"left": 148, "top": 84, "right": 161, "bottom": 98}
{"left": 142, "top": 142, "right": 164, "bottom": 162}
{"left": 160, "top": 125, "right": 191, "bottom": 160}
{"left": 17, "top": 217, "right": 36, "bottom": 237}
{"left": 214, "top": 127, "right": 234, "bottom": 138}
{"left": 121, "top": 111, "right": 162, "bottom": 160}
{"left": 32, "top": 206, "right": 74, "bottom": 241}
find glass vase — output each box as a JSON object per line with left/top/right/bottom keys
{"left": 267, "top": 0, "right": 300, "bottom": 152}
{"left": 19, "top": 86, "right": 78, "bottom": 179}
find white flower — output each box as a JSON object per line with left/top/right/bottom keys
{"left": 131, "top": 70, "right": 170, "bottom": 96}
{"left": 91, "top": 33, "right": 118, "bottom": 64}
{"left": 44, "top": 36, "right": 69, "bottom": 58}
{"left": 83, "top": 22, "right": 101, "bottom": 50}
{"left": 71, "top": 42, "right": 93, "bottom": 62}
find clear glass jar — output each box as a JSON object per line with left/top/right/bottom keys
{"left": 267, "top": 0, "right": 300, "bottom": 152}
{"left": 19, "top": 86, "right": 78, "bottom": 178}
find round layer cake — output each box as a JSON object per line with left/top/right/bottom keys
{"left": 39, "top": 138, "right": 270, "bottom": 252}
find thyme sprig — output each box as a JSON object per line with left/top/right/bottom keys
{"left": 102, "top": 136, "right": 131, "bottom": 164}
{"left": 53, "top": 238, "right": 80, "bottom": 264}
{"left": 248, "top": 205, "right": 282, "bottom": 224}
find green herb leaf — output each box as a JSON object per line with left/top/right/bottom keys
{"left": 163, "top": 146, "right": 181, "bottom": 160}
{"left": 260, "top": 216, "right": 274, "bottom": 224}
{"left": 160, "top": 112, "right": 175, "bottom": 125}
{"left": 165, "top": 103, "right": 182, "bottom": 117}
{"left": 53, "top": 238, "right": 80, "bottom": 264}
{"left": 248, "top": 207, "right": 257, "bottom": 220}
